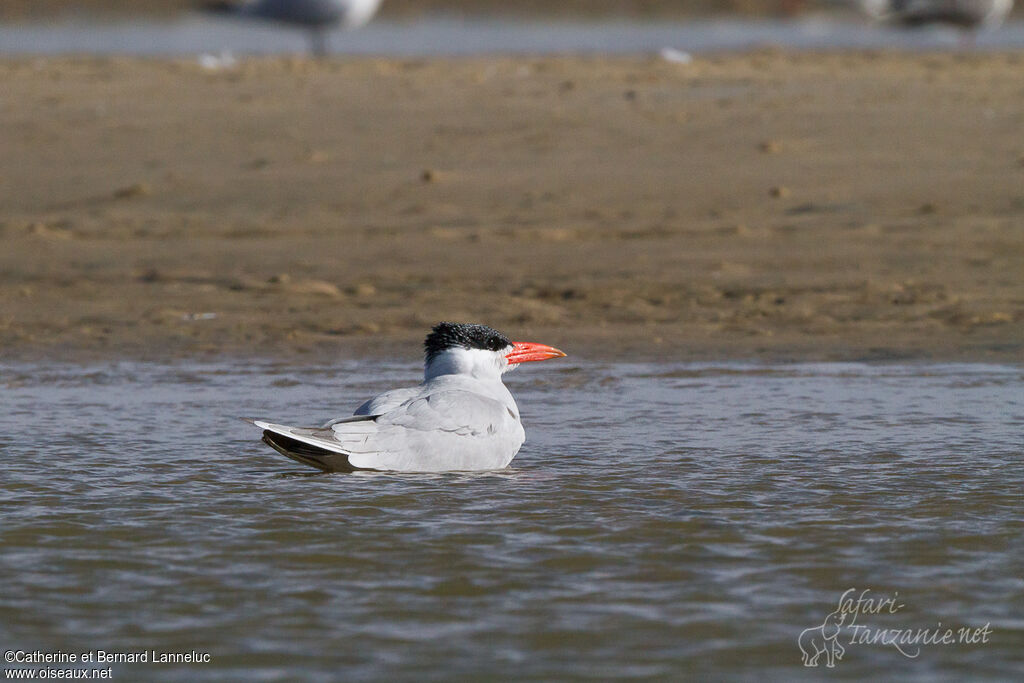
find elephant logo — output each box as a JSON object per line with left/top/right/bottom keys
{"left": 799, "top": 610, "right": 847, "bottom": 667}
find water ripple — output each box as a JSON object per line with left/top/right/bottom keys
{"left": 0, "top": 360, "right": 1020, "bottom": 680}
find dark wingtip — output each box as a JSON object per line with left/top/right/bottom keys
{"left": 261, "top": 431, "right": 359, "bottom": 473}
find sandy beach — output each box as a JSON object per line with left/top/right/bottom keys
{"left": 1, "top": 52, "right": 1022, "bottom": 362}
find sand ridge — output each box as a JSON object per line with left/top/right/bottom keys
{"left": 1, "top": 52, "right": 1022, "bottom": 362}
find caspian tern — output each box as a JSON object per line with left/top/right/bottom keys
{"left": 202, "top": 0, "right": 384, "bottom": 56}
{"left": 250, "top": 322, "right": 566, "bottom": 472}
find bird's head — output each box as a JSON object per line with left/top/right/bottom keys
{"left": 423, "top": 322, "right": 566, "bottom": 381}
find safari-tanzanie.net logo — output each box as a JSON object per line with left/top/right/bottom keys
{"left": 798, "top": 588, "right": 993, "bottom": 668}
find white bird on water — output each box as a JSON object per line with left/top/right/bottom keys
{"left": 202, "top": 0, "right": 384, "bottom": 56}
{"left": 249, "top": 322, "right": 567, "bottom": 472}
{"left": 860, "top": 0, "right": 1013, "bottom": 36}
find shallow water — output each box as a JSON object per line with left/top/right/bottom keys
{"left": 1, "top": 17, "right": 1024, "bottom": 56}
{"left": 1, "top": 360, "right": 1021, "bottom": 680}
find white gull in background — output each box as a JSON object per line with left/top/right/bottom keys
{"left": 202, "top": 0, "right": 383, "bottom": 56}
{"left": 860, "top": 0, "right": 1013, "bottom": 36}
{"left": 249, "top": 322, "right": 567, "bottom": 473}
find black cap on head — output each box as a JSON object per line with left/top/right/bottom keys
{"left": 424, "top": 322, "right": 512, "bottom": 362}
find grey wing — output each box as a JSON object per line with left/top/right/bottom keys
{"left": 316, "top": 386, "right": 421, "bottom": 428}
{"left": 332, "top": 390, "right": 524, "bottom": 472}
{"left": 376, "top": 391, "right": 509, "bottom": 434}
{"left": 352, "top": 386, "right": 422, "bottom": 417}
{"left": 247, "top": 0, "right": 344, "bottom": 24}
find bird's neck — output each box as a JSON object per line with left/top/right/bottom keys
{"left": 424, "top": 348, "right": 508, "bottom": 383}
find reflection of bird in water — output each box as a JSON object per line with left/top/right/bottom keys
{"left": 202, "top": 0, "right": 383, "bottom": 57}
{"left": 860, "top": 0, "right": 1013, "bottom": 39}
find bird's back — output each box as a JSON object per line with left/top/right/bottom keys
{"left": 336, "top": 377, "right": 525, "bottom": 471}
{"left": 240, "top": 0, "right": 383, "bottom": 28}
{"left": 243, "top": 0, "right": 347, "bottom": 27}
{"left": 262, "top": 375, "right": 525, "bottom": 472}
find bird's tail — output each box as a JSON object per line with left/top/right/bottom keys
{"left": 241, "top": 418, "right": 371, "bottom": 473}
{"left": 260, "top": 430, "right": 359, "bottom": 472}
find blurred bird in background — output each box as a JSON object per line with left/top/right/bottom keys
{"left": 202, "top": 0, "right": 383, "bottom": 56}
{"left": 859, "top": 0, "right": 1013, "bottom": 42}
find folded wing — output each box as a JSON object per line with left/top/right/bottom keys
{"left": 336, "top": 390, "right": 524, "bottom": 471}
{"left": 255, "top": 389, "right": 524, "bottom": 472}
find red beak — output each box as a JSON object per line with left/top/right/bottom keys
{"left": 505, "top": 341, "right": 567, "bottom": 364}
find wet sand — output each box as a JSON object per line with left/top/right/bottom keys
{"left": 1, "top": 52, "right": 1022, "bottom": 362}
